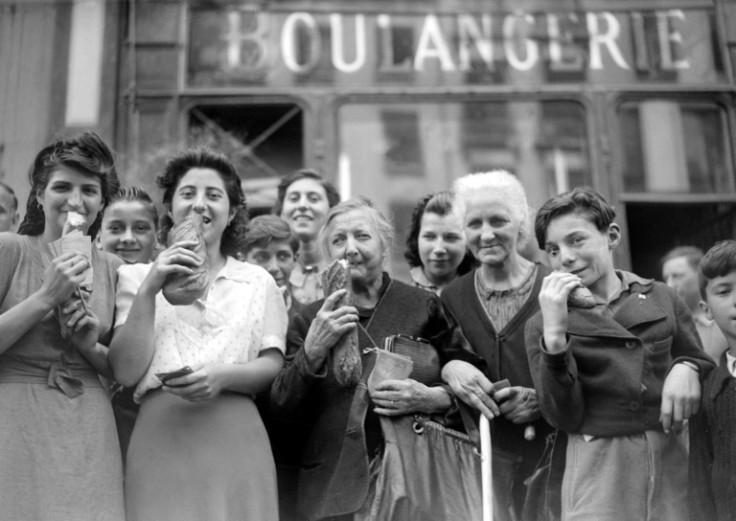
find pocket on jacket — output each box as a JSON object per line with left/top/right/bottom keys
{"left": 650, "top": 336, "right": 673, "bottom": 353}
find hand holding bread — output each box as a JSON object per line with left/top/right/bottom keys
{"left": 162, "top": 214, "right": 209, "bottom": 305}
{"left": 51, "top": 211, "right": 93, "bottom": 338}
{"left": 321, "top": 259, "right": 363, "bottom": 387}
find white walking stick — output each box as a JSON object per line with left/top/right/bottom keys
{"left": 480, "top": 414, "right": 492, "bottom": 521}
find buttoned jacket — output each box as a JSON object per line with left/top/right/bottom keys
{"left": 525, "top": 272, "right": 713, "bottom": 437}
{"left": 689, "top": 355, "right": 736, "bottom": 521}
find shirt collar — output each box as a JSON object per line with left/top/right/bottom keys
{"left": 213, "top": 256, "right": 251, "bottom": 283}
{"left": 617, "top": 270, "right": 654, "bottom": 291}
{"left": 289, "top": 262, "right": 325, "bottom": 287}
{"left": 409, "top": 266, "right": 438, "bottom": 293}
{"left": 475, "top": 263, "right": 537, "bottom": 300}
{"left": 726, "top": 352, "right": 736, "bottom": 378}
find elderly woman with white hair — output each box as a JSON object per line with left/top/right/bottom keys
{"left": 440, "top": 170, "right": 556, "bottom": 521}
{"left": 271, "top": 197, "right": 468, "bottom": 521}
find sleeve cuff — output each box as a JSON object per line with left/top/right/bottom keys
{"left": 540, "top": 336, "right": 573, "bottom": 370}
{"left": 294, "top": 346, "right": 328, "bottom": 380}
{"left": 670, "top": 356, "right": 715, "bottom": 380}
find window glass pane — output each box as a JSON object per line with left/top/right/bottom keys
{"left": 188, "top": 104, "right": 303, "bottom": 210}
{"left": 618, "top": 99, "right": 732, "bottom": 193}
{"left": 338, "top": 99, "right": 589, "bottom": 278}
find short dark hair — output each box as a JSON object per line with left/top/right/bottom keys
{"left": 0, "top": 181, "right": 18, "bottom": 211}
{"left": 18, "top": 130, "right": 120, "bottom": 239}
{"left": 404, "top": 191, "right": 476, "bottom": 275}
{"left": 242, "top": 214, "right": 298, "bottom": 254}
{"left": 106, "top": 186, "right": 159, "bottom": 230}
{"left": 661, "top": 245, "right": 704, "bottom": 273}
{"left": 157, "top": 146, "right": 247, "bottom": 258}
{"left": 535, "top": 187, "right": 616, "bottom": 250}
{"left": 271, "top": 168, "right": 340, "bottom": 216}
{"left": 699, "top": 240, "right": 736, "bottom": 299}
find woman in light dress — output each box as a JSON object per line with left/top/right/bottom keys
{"left": 110, "top": 147, "right": 287, "bottom": 521}
{"left": 0, "top": 131, "right": 125, "bottom": 520}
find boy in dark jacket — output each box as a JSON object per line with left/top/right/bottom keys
{"left": 526, "top": 187, "right": 713, "bottom": 521}
{"left": 689, "top": 240, "right": 736, "bottom": 521}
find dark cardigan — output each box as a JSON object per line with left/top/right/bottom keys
{"left": 270, "top": 274, "right": 466, "bottom": 521}
{"left": 689, "top": 355, "right": 736, "bottom": 521}
{"left": 440, "top": 265, "right": 555, "bottom": 455}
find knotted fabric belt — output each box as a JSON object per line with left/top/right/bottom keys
{"left": 0, "top": 356, "right": 101, "bottom": 398}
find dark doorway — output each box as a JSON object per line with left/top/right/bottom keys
{"left": 188, "top": 103, "right": 304, "bottom": 212}
{"left": 625, "top": 202, "right": 736, "bottom": 280}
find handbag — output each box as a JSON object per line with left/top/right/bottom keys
{"left": 382, "top": 334, "right": 441, "bottom": 386}
{"left": 365, "top": 413, "right": 484, "bottom": 521}
{"left": 363, "top": 338, "right": 520, "bottom": 521}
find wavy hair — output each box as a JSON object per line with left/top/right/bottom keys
{"left": 157, "top": 146, "right": 247, "bottom": 258}
{"left": 18, "top": 131, "right": 119, "bottom": 239}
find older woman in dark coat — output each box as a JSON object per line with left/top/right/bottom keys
{"left": 271, "top": 197, "right": 466, "bottom": 521}
{"left": 440, "top": 170, "right": 554, "bottom": 521}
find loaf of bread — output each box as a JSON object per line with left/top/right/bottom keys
{"left": 322, "top": 259, "right": 362, "bottom": 387}
{"left": 567, "top": 284, "right": 596, "bottom": 309}
{"left": 162, "top": 214, "right": 209, "bottom": 306}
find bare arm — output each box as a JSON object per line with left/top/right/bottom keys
{"left": 109, "top": 241, "right": 201, "bottom": 386}
{"left": 0, "top": 252, "right": 88, "bottom": 354}
{"left": 108, "top": 282, "right": 158, "bottom": 386}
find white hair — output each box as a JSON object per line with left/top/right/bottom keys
{"left": 318, "top": 196, "right": 395, "bottom": 262}
{"left": 452, "top": 170, "right": 531, "bottom": 241}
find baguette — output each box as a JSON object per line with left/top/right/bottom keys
{"left": 162, "top": 214, "right": 209, "bottom": 306}
{"left": 322, "top": 259, "right": 362, "bottom": 387}
{"left": 567, "top": 284, "right": 596, "bottom": 309}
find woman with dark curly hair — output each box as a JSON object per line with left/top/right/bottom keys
{"left": 0, "top": 131, "right": 124, "bottom": 520}
{"left": 110, "top": 147, "right": 287, "bottom": 521}
{"left": 404, "top": 191, "right": 474, "bottom": 295}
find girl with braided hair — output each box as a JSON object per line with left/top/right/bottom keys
{"left": 0, "top": 131, "right": 125, "bottom": 520}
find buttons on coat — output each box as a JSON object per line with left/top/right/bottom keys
{"left": 625, "top": 341, "right": 637, "bottom": 349}
{"left": 628, "top": 401, "right": 641, "bottom": 411}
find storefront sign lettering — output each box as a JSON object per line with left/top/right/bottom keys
{"left": 188, "top": 7, "right": 716, "bottom": 86}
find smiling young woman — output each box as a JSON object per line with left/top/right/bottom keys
{"left": 272, "top": 169, "right": 340, "bottom": 305}
{"left": 404, "top": 191, "right": 475, "bottom": 295}
{"left": 109, "top": 147, "right": 288, "bottom": 521}
{"left": 0, "top": 131, "right": 125, "bottom": 520}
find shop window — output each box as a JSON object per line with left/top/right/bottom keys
{"left": 338, "top": 99, "right": 589, "bottom": 276}
{"left": 188, "top": 103, "right": 303, "bottom": 210}
{"left": 339, "top": 99, "right": 589, "bottom": 214}
{"left": 618, "top": 99, "right": 732, "bottom": 193}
